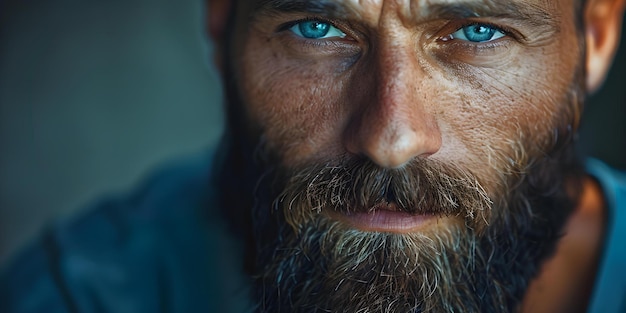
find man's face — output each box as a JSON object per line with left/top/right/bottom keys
{"left": 234, "top": 0, "right": 582, "bottom": 171}
{"left": 225, "top": 0, "right": 585, "bottom": 311}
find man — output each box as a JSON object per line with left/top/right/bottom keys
{"left": 2, "top": 0, "right": 625, "bottom": 312}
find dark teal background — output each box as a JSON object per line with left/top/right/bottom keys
{"left": 0, "top": 0, "right": 624, "bottom": 266}
{"left": 0, "top": 0, "right": 224, "bottom": 264}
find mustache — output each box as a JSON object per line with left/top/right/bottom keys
{"left": 273, "top": 157, "right": 493, "bottom": 220}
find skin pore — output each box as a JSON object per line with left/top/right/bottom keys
{"left": 209, "top": 0, "right": 625, "bottom": 311}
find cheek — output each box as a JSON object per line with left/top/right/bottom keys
{"left": 431, "top": 42, "right": 581, "bottom": 190}
{"left": 238, "top": 37, "right": 349, "bottom": 163}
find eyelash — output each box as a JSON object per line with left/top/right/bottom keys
{"left": 275, "top": 17, "right": 362, "bottom": 55}
{"left": 276, "top": 16, "right": 521, "bottom": 49}
{"left": 443, "top": 20, "right": 520, "bottom": 42}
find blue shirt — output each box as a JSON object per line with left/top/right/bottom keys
{"left": 1, "top": 153, "right": 625, "bottom": 312}
{"left": 586, "top": 159, "right": 626, "bottom": 313}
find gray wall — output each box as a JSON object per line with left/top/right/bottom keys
{"left": 579, "top": 27, "right": 626, "bottom": 169}
{"left": 0, "top": 0, "right": 224, "bottom": 264}
{"left": 0, "top": 1, "right": 624, "bottom": 266}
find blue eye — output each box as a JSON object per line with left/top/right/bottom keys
{"left": 289, "top": 20, "right": 346, "bottom": 39}
{"left": 450, "top": 24, "right": 505, "bottom": 42}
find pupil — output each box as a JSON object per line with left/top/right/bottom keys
{"left": 299, "top": 21, "right": 330, "bottom": 39}
{"left": 310, "top": 22, "right": 323, "bottom": 30}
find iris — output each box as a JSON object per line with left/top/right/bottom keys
{"left": 462, "top": 24, "right": 497, "bottom": 42}
{"left": 298, "top": 21, "right": 331, "bottom": 39}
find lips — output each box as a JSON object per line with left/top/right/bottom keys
{"left": 329, "top": 201, "right": 442, "bottom": 233}
{"left": 341, "top": 210, "right": 438, "bottom": 233}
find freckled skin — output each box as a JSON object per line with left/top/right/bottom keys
{"left": 233, "top": 0, "right": 582, "bottom": 195}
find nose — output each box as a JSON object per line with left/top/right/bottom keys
{"left": 344, "top": 39, "right": 442, "bottom": 168}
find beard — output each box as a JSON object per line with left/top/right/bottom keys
{"left": 246, "top": 143, "right": 583, "bottom": 313}
{"left": 214, "top": 69, "right": 587, "bottom": 312}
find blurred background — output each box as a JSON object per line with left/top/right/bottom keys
{"left": 0, "top": 0, "right": 624, "bottom": 266}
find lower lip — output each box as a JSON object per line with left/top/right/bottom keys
{"left": 333, "top": 210, "right": 439, "bottom": 233}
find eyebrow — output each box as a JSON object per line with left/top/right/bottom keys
{"left": 253, "top": 0, "right": 558, "bottom": 29}
{"left": 422, "top": 1, "right": 556, "bottom": 27}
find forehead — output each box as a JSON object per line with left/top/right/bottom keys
{"left": 252, "top": 0, "right": 562, "bottom": 23}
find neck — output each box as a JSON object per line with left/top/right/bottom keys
{"left": 521, "top": 176, "right": 606, "bottom": 313}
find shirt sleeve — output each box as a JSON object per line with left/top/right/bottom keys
{"left": 0, "top": 230, "right": 74, "bottom": 313}
{"left": 0, "top": 150, "right": 253, "bottom": 313}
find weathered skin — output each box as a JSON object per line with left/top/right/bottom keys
{"left": 208, "top": 0, "right": 626, "bottom": 311}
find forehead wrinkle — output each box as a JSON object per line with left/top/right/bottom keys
{"left": 413, "top": 0, "right": 559, "bottom": 26}
{"left": 254, "top": 0, "right": 358, "bottom": 19}
{"left": 255, "top": 0, "right": 560, "bottom": 29}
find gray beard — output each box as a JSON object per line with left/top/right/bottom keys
{"left": 256, "top": 218, "right": 476, "bottom": 313}
{"left": 250, "top": 151, "right": 581, "bottom": 313}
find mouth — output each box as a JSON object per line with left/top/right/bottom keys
{"left": 329, "top": 202, "right": 444, "bottom": 233}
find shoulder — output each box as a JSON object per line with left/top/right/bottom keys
{"left": 586, "top": 159, "right": 626, "bottom": 313}
{"left": 586, "top": 159, "right": 626, "bottom": 213}
{"left": 0, "top": 149, "right": 252, "bottom": 313}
